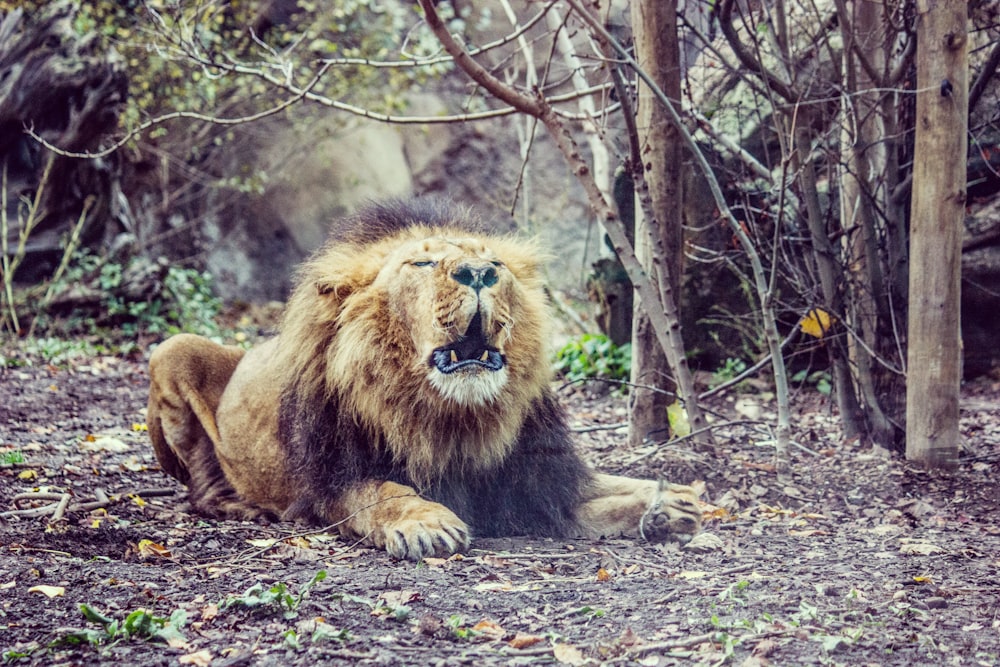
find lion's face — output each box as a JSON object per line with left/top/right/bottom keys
{"left": 371, "top": 235, "right": 537, "bottom": 407}
{"left": 275, "top": 215, "right": 553, "bottom": 481}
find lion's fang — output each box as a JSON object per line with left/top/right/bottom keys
{"left": 451, "top": 350, "right": 459, "bottom": 364}
{"left": 480, "top": 351, "right": 490, "bottom": 362}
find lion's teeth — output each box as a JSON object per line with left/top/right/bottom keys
{"left": 450, "top": 350, "right": 459, "bottom": 364}
{"left": 480, "top": 351, "right": 490, "bottom": 362}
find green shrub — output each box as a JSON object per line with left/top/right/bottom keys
{"left": 553, "top": 334, "right": 631, "bottom": 383}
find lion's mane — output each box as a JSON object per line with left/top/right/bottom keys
{"left": 271, "top": 199, "right": 591, "bottom": 537}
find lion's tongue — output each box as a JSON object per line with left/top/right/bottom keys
{"left": 431, "top": 311, "right": 504, "bottom": 374}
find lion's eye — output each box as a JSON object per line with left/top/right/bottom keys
{"left": 411, "top": 260, "right": 437, "bottom": 268}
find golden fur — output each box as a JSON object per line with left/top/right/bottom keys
{"left": 148, "top": 199, "right": 702, "bottom": 560}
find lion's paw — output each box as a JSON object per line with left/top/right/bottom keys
{"left": 383, "top": 509, "right": 470, "bottom": 561}
{"left": 639, "top": 482, "right": 702, "bottom": 544}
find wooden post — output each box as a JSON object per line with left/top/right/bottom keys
{"left": 906, "top": 0, "right": 968, "bottom": 467}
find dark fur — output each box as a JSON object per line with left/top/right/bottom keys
{"left": 330, "top": 197, "right": 490, "bottom": 245}
{"left": 279, "top": 385, "right": 592, "bottom": 537}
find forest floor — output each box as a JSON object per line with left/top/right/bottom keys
{"left": 0, "top": 345, "right": 999, "bottom": 667}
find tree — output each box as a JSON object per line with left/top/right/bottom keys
{"left": 627, "top": 0, "right": 683, "bottom": 448}
{"left": 906, "top": 1, "right": 968, "bottom": 468}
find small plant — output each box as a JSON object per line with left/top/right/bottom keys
{"left": 710, "top": 357, "right": 748, "bottom": 388}
{"left": 447, "top": 615, "right": 479, "bottom": 641}
{"left": 553, "top": 334, "right": 631, "bottom": 383}
{"left": 792, "top": 369, "right": 832, "bottom": 395}
{"left": 220, "top": 570, "right": 327, "bottom": 619}
{"left": 43, "top": 604, "right": 189, "bottom": 651}
{"left": 0, "top": 450, "right": 24, "bottom": 466}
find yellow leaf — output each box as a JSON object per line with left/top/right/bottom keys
{"left": 130, "top": 494, "right": 147, "bottom": 508}
{"left": 137, "top": 539, "right": 171, "bottom": 559}
{"left": 666, "top": 400, "right": 691, "bottom": 438}
{"left": 595, "top": 567, "right": 612, "bottom": 582}
{"left": 17, "top": 470, "right": 36, "bottom": 481}
{"left": 28, "top": 585, "right": 65, "bottom": 598}
{"left": 913, "top": 575, "right": 933, "bottom": 584}
{"left": 132, "top": 423, "right": 148, "bottom": 432}
{"left": 799, "top": 308, "right": 834, "bottom": 338}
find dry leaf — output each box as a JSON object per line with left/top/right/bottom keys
{"left": 137, "top": 539, "right": 172, "bottom": 559}
{"left": 799, "top": 308, "right": 834, "bottom": 338}
{"left": 899, "top": 542, "right": 944, "bottom": 556}
{"left": 200, "top": 603, "right": 219, "bottom": 622}
{"left": 509, "top": 633, "right": 544, "bottom": 649}
{"left": 178, "top": 649, "right": 212, "bottom": 666}
{"left": 752, "top": 638, "right": 778, "bottom": 657}
{"left": 683, "top": 533, "right": 725, "bottom": 552}
{"left": 553, "top": 642, "right": 586, "bottom": 666}
{"left": 379, "top": 590, "right": 421, "bottom": 608}
{"left": 471, "top": 619, "right": 505, "bottom": 640}
{"left": 79, "top": 436, "right": 129, "bottom": 453}
{"left": 595, "top": 567, "right": 612, "bottom": 582}
{"left": 28, "top": 585, "right": 65, "bottom": 598}
{"left": 247, "top": 538, "right": 278, "bottom": 548}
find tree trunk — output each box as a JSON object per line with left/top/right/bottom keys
{"left": 906, "top": 0, "right": 968, "bottom": 468}
{"left": 628, "top": 0, "right": 682, "bottom": 447}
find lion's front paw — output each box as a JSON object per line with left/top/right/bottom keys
{"left": 639, "top": 482, "right": 702, "bottom": 544}
{"left": 382, "top": 507, "right": 470, "bottom": 561}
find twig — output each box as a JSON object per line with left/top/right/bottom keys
{"left": 0, "top": 487, "right": 177, "bottom": 521}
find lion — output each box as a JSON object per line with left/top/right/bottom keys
{"left": 147, "top": 198, "right": 701, "bottom": 560}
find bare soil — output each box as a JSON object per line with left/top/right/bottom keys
{"left": 1, "top": 350, "right": 999, "bottom": 666}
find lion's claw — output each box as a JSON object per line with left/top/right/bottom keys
{"left": 384, "top": 515, "right": 470, "bottom": 561}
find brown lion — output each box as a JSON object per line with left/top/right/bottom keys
{"left": 147, "top": 198, "right": 701, "bottom": 560}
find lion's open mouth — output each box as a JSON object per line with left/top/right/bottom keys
{"left": 430, "top": 310, "right": 505, "bottom": 374}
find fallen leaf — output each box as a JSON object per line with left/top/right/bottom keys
{"left": 595, "top": 567, "right": 612, "bottom": 582}
{"left": 471, "top": 619, "right": 505, "bottom": 640}
{"left": 683, "top": 533, "right": 725, "bottom": 552}
{"left": 752, "top": 638, "right": 778, "bottom": 657}
{"left": 80, "top": 437, "right": 129, "bottom": 453}
{"left": 17, "top": 470, "right": 37, "bottom": 481}
{"left": 178, "top": 650, "right": 212, "bottom": 667}
{"left": 137, "top": 539, "right": 172, "bottom": 559}
{"left": 28, "top": 585, "right": 65, "bottom": 598}
{"left": 379, "top": 590, "right": 421, "bottom": 609}
{"left": 899, "top": 542, "right": 944, "bottom": 556}
{"left": 676, "top": 570, "right": 709, "bottom": 579}
{"left": 509, "top": 633, "right": 544, "bottom": 649}
{"left": 200, "top": 603, "right": 219, "bottom": 621}
{"left": 553, "top": 642, "right": 586, "bottom": 666}
{"left": 247, "top": 538, "right": 278, "bottom": 548}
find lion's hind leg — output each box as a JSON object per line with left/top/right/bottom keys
{"left": 147, "top": 334, "right": 267, "bottom": 520}
{"left": 577, "top": 473, "right": 702, "bottom": 544}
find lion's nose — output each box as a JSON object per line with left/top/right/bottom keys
{"left": 452, "top": 263, "right": 499, "bottom": 292}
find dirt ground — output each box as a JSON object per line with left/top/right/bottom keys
{"left": 1, "top": 349, "right": 999, "bottom": 666}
